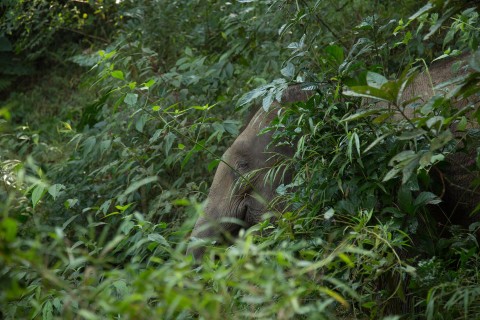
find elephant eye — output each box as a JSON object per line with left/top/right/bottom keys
{"left": 236, "top": 160, "right": 249, "bottom": 171}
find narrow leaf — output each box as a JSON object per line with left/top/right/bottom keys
{"left": 123, "top": 176, "right": 158, "bottom": 196}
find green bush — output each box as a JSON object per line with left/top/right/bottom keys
{"left": 1, "top": 0, "right": 479, "bottom": 319}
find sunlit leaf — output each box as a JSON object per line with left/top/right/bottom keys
{"left": 324, "top": 207, "right": 335, "bottom": 219}
{"left": 1, "top": 217, "right": 18, "bottom": 242}
{"left": 111, "top": 70, "right": 124, "bottom": 80}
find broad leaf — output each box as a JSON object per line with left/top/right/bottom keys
{"left": 48, "top": 184, "right": 66, "bottom": 200}
{"left": 111, "top": 70, "right": 124, "bottom": 80}
{"left": 32, "top": 184, "right": 47, "bottom": 208}
{"left": 366, "top": 71, "right": 388, "bottom": 89}
{"left": 280, "top": 62, "right": 295, "bottom": 78}
{"left": 124, "top": 93, "right": 138, "bottom": 106}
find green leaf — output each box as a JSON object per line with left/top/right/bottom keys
{"left": 112, "top": 280, "right": 128, "bottom": 296}
{"left": 338, "top": 253, "right": 354, "bottom": 268}
{"left": 1, "top": 217, "right": 18, "bottom": 242}
{"left": 64, "top": 199, "right": 78, "bottom": 209}
{"left": 111, "top": 70, "right": 124, "bottom": 80}
{"left": 42, "top": 300, "right": 53, "bottom": 320}
{"left": 83, "top": 136, "right": 97, "bottom": 157}
{"left": 123, "top": 176, "right": 158, "bottom": 196}
{"left": 414, "top": 192, "right": 441, "bottom": 207}
{"left": 353, "top": 132, "right": 360, "bottom": 157}
{"left": 325, "top": 45, "right": 344, "bottom": 65}
{"left": 181, "top": 150, "right": 193, "bottom": 169}
{"left": 430, "top": 130, "right": 453, "bottom": 151}
{"left": 383, "top": 167, "right": 401, "bottom": 182}
{"left": 366, "top": 71, "right": 388, "bottom": 89}
{"left": 223, "top": 120, "right": 240, "bottom": 136}
{"left": 398, "top": 185, "right": 414, "bottom": 214}
{"left": 193, "top": 104, "right": 212, "bottom": 110}
{"left": 116, "top": 203, "right": 133, "bottom": 212}
{"left": 164, "top": 132, "right": 176, "bottom": 156}
{"left": 113, "top": 93, "right": 126, "bottom": 112}
{"left": 32, "top": 184, "right": 46, "bottom": 208}
{"left": 343, "top": 85, "right": 394, "bottom": 102}
{"left": 135, "top": 114, "right": 149, "bottom": 133}
{"left": 424, "top": 7, "right": 456, "bottom": 41}
{"left": 237, "top": 86, "right": 268, "bottom": 106}
{"left": 373, "top": 112, "right": 395, "bottom": 124}
{"left": 0, "top": 107, "right": 11, "bottom": 120}
{"left": 99, "top": 199, "right": 112, "bottom": 214}
{"left": 262, "top": 93, "right": 274, "bottom": 112}
{"left": 280, "top": 62, "right": 295, "bottom": 78}
{"left": 208, "top": 159, "right": 220, "bottom": 172}
{"left": 78, "top": 309, "right": 99, "bottom": 320}
{"left": 173, "top": 198, "right": 190, "bottom": 206}
{"left": 48, "top": 184, "right": 65, "bottom": 200}
{"left": 124, "top": 93, "right": 138, "bottom": 106}
{"left": 401, "top": 157, "right": 419, "bottom": 184}
{"left": 426, "top": 116, "right": 445, "bottom": 129}
{"left": 62, "top": 215, "right": 79, "bottom": 230}
{"left": 457, "top": 116, "right": 467, "bottom": 131}
{"left": 364, "top": 132, "right": 394, "bottom": 153}
{"left": 397, "top": 129, "right": 426, "bottom": 140}
{"left": 144, "top": 79, "right": 155, "bottom": 88}
{"left": 408, "top": 3, "right": 433, "bottom": 21}
{"left": 388, "top": 150, "right": 416, "bottom": 166}
{"left": 148, "top": 233, "right": 170, "bottom": 247}
{"left": 341, "top": 109, "right": 385, "bottom": 122}
{"left": 419, "top": 151, "right": 433, "bottom": 167}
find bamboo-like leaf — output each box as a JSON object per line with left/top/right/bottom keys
{"left": 343, "top": 85, "right": 394, "bottom": 102}
{"left": 318, "top": 287, "right": 349, "bottom": 308}
{"left": 122, "top": 176, "right": 158, "bottom": 196}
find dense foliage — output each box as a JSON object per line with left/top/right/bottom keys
{"left": 1, "top": 0, "right": 479, "bottom": 319}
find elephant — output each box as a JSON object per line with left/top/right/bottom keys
{"left": 187, "top": 84, "right": 315, "bottom": 259}
{"left": 188, "top": 53, "right": 480, "bottom": 260}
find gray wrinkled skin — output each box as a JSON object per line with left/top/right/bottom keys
{"left": 188, "top": 53, "right": 479, "bottom": 260}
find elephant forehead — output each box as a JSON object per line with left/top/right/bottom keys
{"left": 230, "top": 138, "right": 266, "bottom": 162}
{"left": 230, "top": 138, "right": 254, "bottom": 153}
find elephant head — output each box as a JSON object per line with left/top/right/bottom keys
{"left": 187, "top": 85, "right": 314, "bottom": 260}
